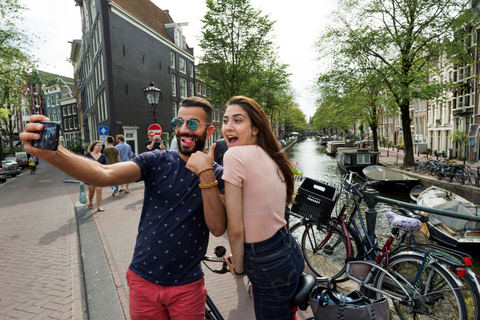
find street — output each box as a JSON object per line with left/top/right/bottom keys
{"left": 0, "top": 162, "right": 84, "bottom": 319}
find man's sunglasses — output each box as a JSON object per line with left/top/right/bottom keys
{"left": 171, "top": 118, "right": 209, "bottom": 131}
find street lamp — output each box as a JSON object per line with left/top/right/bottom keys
{"left": 142, "top": 82, "right": 162, "bottom": 124}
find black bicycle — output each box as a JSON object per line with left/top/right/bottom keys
{"left": 202, "top": 245, "right": 317, "bottom": 320}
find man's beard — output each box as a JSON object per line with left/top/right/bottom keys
{"left": 177, "top": 129, "right": 208, "bottom": 156}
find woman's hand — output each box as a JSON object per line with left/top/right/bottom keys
{"left": 223, "top": 254, "right": 246, "bottom": 279}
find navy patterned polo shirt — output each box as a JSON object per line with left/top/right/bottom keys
{"left": 130, "top": 150, "right": 224, "bottom": 286}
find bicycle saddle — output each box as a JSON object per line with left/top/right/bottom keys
{"left": 386, "top": 211, "right": 423, "bottom": 232}
{"left": 290, "top": 273, "right": 317, "bottom": 310}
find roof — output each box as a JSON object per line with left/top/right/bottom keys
{"left": 110, "top": 0, "right": 173, "bottom": 44}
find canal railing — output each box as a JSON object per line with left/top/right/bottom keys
{"left": 363, "top": 189, "right": 480, "bottom": 240}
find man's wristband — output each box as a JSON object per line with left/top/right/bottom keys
{"left": 197, "top": 167, "right": 214, "bottom": 177}
{"left": 233, "top": 267, "right": 246, "bottom": 276}
{"left": 199, "top": 180, "right": 218, "bottom": 189}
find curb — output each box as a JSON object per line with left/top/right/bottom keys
{"left": 75, "top": 203, "right": 126, "bottom": 320}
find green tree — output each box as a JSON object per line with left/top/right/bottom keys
{"left": 316, "top": 0, "right": 472, "bottom": 167}
{"left": 0, "top": 0, "right": 38, "bottom": 149}
{"left": 198, "top": 0, "right": 290, "bottom": 106}
{"left": 452, "top": 129, "right": 467, "bottom": 159}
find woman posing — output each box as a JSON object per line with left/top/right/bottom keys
{"left": 222, "top": 96, "right": 304, "bottom": 320}
{"left": 85, "top": 140, "right": 107, "bottom": 212}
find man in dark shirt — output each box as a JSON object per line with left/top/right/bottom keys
{"left": 20, "top": 96, "right": 226, "bottom": 320}
{"left": 146, "top": 130, "right": 165, "bottom": 151}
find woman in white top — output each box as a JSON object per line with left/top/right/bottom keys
{"left": 222, "top": 96, "right": 304, "bottom": 320}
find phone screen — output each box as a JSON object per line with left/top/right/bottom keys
{"left": 32, "top": 121, "right": 61, "bottom": 151}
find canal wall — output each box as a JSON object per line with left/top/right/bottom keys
{"left": 379, "top": 160, "right": 480, "bottom": 205}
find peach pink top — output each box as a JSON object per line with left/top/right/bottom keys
{"left": 222, "top": 145, "right": 286, "bottom": 243}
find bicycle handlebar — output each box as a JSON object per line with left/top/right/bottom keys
{"left": 202, "top": 246, "right": 230, "bottom": 274}
{"left": 342, "top": 171, "right": 379, "bottom": 199}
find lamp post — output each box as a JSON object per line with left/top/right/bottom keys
{"left": 142, "top": 82, "right": 162, "bottom": 124}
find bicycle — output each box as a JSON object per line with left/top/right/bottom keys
{"left": 29, "top": 163, "right": 36, "bottom": 174}
{"left": 434, "top": 161, "right": 460, "bottom": 182}
{"left": 202, "top": 245, "right": 317, "bottom": 320}
{"left": 456, "top": 164, "right": 477, "bottom": 186}
{"left": 289, "top": 172, "right": 480, "bottom": 319}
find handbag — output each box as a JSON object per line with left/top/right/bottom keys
{"left": 310, "top": 279, "right": 389, "bottom": 320}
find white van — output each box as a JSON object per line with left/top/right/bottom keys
{"left": 15, "top": 151, "right": 29, "bottom": 169}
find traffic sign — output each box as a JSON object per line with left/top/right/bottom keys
{"left": 99, "top": 126, "right": 109, "bottom": 136}
{"left": 148, "top": 123, "right": 162, "bottom": 136}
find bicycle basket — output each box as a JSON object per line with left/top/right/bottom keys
{"left": 291, "top": 177, "right": 339, "bottom": 223}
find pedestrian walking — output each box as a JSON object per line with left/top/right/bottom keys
{"left": 115, "top": 134, "right": 133, "bottom": 193}
{"left": 84, "top": 140, "right": 107, "bottom": 212}
{"left": 103, "top": 136, "right": 121, "bottom": 196}
{"left": 20, "top": 96, "right": 226, "bottom": 320}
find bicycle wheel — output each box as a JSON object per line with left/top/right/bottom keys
{"left": 288, "top": 220, "right": 307, "bottom": 250}
{"left": 374, "top": 253, "right": 468, "bottom": 320}
{"left": 412, "top": 164, "right": 419, "bottom": 173}
{"left": 301, "top": 221, "right": 360, "bottom": 279}
{"left": 467, "top": 172, "right": 476, "bottom": 186}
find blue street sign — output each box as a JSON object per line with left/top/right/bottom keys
{"left": 99, "top": 126, "right": 109, "bottom": 136}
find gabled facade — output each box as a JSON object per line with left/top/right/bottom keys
{"left": 73, "top": 0, "right": 197, "bottom": 155}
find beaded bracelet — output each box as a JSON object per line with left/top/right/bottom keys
{"left": 197, "top": 167, "right": 214, "bottom": 177}
{"left": 199, "top": 180, "right": 218, "bottom": 189}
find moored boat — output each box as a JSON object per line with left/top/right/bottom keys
{"left": 326, "top": 140, "right": 354, "bottom": 156}
{"left": 336, "top": 148, "right": 380, "bottom": 175}
{"left": 416, "top": 186, "right": 480, "bottom": 251}
{"left": 362, "top": 165, "right": 421, "bottom": 195}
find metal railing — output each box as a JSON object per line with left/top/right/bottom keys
{"left": 362, "top": 189, "right": 480, "bottom": 239}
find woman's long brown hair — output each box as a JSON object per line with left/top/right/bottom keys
{"left": 225, "top": 96, "right": 294, "bottom": 206}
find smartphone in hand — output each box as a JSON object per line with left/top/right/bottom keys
{"left": 32, "top": 121, "right": 61, "bottom": 151}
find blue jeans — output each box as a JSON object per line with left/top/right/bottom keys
{"left": 244, "top": 227, "right": 305, "bottom": 320}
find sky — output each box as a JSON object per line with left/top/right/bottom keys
{"left": 19, "top": 0, "right": 337, "bottom": 119}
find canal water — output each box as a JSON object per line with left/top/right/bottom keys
{"left": 285, "top": 137, "right": 480, "bottom": 272}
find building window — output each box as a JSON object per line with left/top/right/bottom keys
{"left": 197, "top": 83, "right": 202, "bottom": 94}
{"left": 64, "top": 119, "right": 68, "bottom": 131}
{"left": 72, "top": 105, "right": 77, "bottom": 115}
{"left": 180, "top": 78, "right": 187, "bottom": 98}
{"left": 170, "top": 52, "right": 175, "bottom": 69}
{"left": 171, "top": 74, "right": 177, "bottom": 96}
{"left": 202, "top": 85, "right": 206, "bottom": 96}
{"left": 189, "top": 64, "right": 194, "bottom": 77}
{"left": 179, "top": 58, "right": 186, "bottom": 73}
{"left": 173, "top": 102, "right": 178, "bottom": 118}
{"left": 190, "top": 82, "right": 194, "bottom": 97}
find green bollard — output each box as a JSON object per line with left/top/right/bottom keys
{"left": 79, "top": 182, "right": 87, "bottom": 204}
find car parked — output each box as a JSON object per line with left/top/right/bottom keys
{"left": 2, "top": 157, "right": 21, "bottom": 177}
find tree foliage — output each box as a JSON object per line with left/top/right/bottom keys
{"left": 315, "top": 0, "right": 473, "bottom": 167}
{"left": 0, "top": 0, "right": 37, "bottom": 149}
{"left": 198, "top": 0, "right": 291, "bottom": 107}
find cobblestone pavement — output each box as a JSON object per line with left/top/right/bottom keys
{"left": 0, "top": 163, "right": 85, "bottom": 320}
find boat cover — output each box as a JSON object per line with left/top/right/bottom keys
{"left": 430, "top": 200, "right": 480, "bottom": 231}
